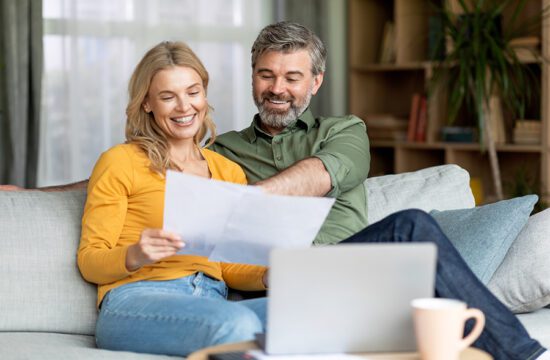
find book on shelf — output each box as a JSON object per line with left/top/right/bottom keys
{"left": 407, "top": 93, "right": 428, "bottom": 142}
{"left": 378, "top": 21, "right": 396, "bottom": 63}
{"left": 513, "top": 119, "right": 541, "bottom": 144}
{"left": 365, "top": 114, "right": 408, "bottom": 141}
{"left": 509, "top": 36, "right": 540, "bottom": 62}
{"left": 407, "top": 93, "right": 421, "bottom": 142}
{"left": 488, "top": 95, "right": 506, "bottom": 144}
{"left": 415, "top": 96, "right": 428, "bottom": 142}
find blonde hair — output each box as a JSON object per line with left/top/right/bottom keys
{"left": 125, "top": 41, "right": 216, "bottom": 174}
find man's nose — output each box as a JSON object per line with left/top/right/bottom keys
{"left": 269, "top": 77, "right": 285, "bottom": 95}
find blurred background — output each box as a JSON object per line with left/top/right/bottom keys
{"left": 0, "top": 0, "right": 346, "bottom": 187}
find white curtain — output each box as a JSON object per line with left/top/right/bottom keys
{"left": 39, "top": 0, "right": 273, "bottom": 186}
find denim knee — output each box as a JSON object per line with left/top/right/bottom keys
{"left": 393, "top": 209, "right": 433, "bottom": 225}
{"left": 395, "top": 209, "right": 439, "bottom": 231}
{"left": 209, "top": 303, "right": 263, "bottom": 344}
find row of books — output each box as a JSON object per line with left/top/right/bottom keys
{"left": 364, "top": 93, "right": 428, "bottom": 143}
{"left": 366, "top": 92, "right": 540, "bottom": 145}
{"left": 513, "top": 120, "right": 541, "bottom": 145}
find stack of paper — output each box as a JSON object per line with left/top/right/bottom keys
{"left": 163, "top": 171, "right": 335, "bottom": 266}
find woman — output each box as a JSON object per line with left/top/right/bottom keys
{"left": 78, "top": 41, "right": 267, "bottom": 357}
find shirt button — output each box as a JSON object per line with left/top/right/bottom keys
{"left": 276, "top": 156, "right": 282, "bottom": 161}
{"left": 275, "top": 139, "right": 281, "bottom": 144}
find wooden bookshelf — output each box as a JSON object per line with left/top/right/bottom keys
{"left": 348, "top": 0, "right": 550, "bottom": 203}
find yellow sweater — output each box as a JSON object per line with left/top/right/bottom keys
{"left": 78, "top": 144, "right": 267, "bottom": 306}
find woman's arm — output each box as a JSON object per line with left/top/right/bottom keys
{"left": 77, "top": 148, "right": 134, "bottom": 284}
{"left": 220, "top": 262, "right": 268, "bottom": 291}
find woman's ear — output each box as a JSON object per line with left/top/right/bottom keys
{"left": 142, "top": 99, "right": 151, "bottom": 113}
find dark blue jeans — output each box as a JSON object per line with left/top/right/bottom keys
{"left": 341, "top": 209, "right": 545, "bottom": 360}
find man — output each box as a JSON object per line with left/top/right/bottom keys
{"left": 2, "top": 21, "right": 548, "bottom": 360}
{"left": 212, "top": 22, "right": 368, "bottom": 246}
{"left": 211, "top": 22, "right": 547, "bottom": 360}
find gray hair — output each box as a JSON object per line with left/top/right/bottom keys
{"left": 251, "top": 21, "right": 327, "bottom": 75}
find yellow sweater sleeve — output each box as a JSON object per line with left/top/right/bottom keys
{"left": 220, "top": 262, "right": 267, "bottom": 291}
{"left": 78, "top": 146, "right": 136, "bottom": 284}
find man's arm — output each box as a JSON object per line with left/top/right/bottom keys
{"left": 256, "top": 157, "right": 331, "bottom": 196}
{"left": 257, "top": 116, "right": 370, "bottom": 198}
{"left": 0, "top": 180, "right": 89, "bottom": 192}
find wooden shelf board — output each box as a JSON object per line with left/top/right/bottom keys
{"left": 370, "top": 140, "right": 543, "bottom": 152}
{"left": 351, "top": 62, "right": 428, "bottom": 72}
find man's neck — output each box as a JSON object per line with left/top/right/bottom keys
{"left": 260, "top": 122, "right": 285, "bottom": 136}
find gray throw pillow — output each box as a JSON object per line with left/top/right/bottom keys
{"left": 430, "top": 195, "right": 537, "bottom": 285}
{"left": 488, "top": 208, "right": 550, "bottom": 313}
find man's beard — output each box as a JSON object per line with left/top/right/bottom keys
{"left": 254, "top": 86, "right": 313, "bottom": 130}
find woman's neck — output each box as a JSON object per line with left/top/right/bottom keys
{"left": 169, "top": 142, "right": 203, "bottom": 164}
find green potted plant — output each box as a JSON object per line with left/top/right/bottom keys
{"left": 430, "top": 0, "right": 546, "bottom": 200}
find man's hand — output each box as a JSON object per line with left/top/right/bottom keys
{"left": 0, "top": 185, "right": 25, "bottom": 191}
{"left": 125, "top": 229, "right": 184, "bottom": 272}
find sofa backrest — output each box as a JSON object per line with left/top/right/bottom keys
{"left": 0, "top": 164, "right": 475, "bottom": 336}
{"left": 0, "top": 189, "right": 96, "bottom": 335}
{"left": 365, "top": 164, "right": 475, "bottom": 224}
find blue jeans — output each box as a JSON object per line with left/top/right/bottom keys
{"left": 95, "top": 272, "right": 267, "bottom": 356}
{"left": 97, "top": 210, "right": 545, "bottom": 359}
{"left": 342, "top": 209, "right": 545, "bottom": 360}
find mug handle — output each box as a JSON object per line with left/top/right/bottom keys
{"left": 459, "top": 308, "right": 486, "bottom": 350}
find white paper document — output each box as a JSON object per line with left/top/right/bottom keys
{"left": 163, "top": 170, "right": 335, "bottom": 265}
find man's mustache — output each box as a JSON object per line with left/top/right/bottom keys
{"left": 262, "top": 93, "right": 294, "bottom": 103}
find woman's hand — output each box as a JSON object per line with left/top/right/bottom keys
{"left": 125, "top": 229, "right": 184, "bottom": 271}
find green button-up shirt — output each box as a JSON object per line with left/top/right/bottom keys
{"left": 210, "top": 108, "right": 370, "bottom": 245}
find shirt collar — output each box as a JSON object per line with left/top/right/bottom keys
{"left": 243, "top": 108, "right": 316, "bottom": 143}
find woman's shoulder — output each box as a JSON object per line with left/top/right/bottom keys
{"left": 92, "top": 144, "right": 146, "bottom": 177}
{"left": 99, "top": 143, "right": 146, "bottom": 163}
{"left": 201, "top": 148, "right": 247, "bottom": 184}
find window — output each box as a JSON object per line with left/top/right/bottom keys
{"left": 39, "top": 0, "right": 272, "bottom": 186}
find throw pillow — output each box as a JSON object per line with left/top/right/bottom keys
{"left": 488, "top": 208, "right": 550, "bottom": 313}
{"left": 430, "top": 195, "right": 537, "bottom": 285}
{"left": 366, "top": 164, "right": 475, "bottom": 225}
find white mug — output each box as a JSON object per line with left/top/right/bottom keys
{"left": 411, "top": 298, "right": 485, "bottom": 360}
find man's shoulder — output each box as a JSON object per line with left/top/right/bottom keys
{"left": 215, "top": 129, "right": 248, "bottom": 143}
{"left": 317, "top": 114, "right": 365, "bottom": 130}
{"left": 202, "top": 147, "right": 240, "bottom": 167}
{"left": 211, "top": 128, "right": 252, "bottom": 154}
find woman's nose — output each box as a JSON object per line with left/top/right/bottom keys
{"left": 175, "top": 97, "right": 190, "bottom": 112}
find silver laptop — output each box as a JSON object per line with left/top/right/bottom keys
{"left": 264, "top": 243, "right": 437, "bottom": 355}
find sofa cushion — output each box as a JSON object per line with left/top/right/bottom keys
{"left": 517, "top": 307, "right": 550, "bottom": 348}
{"left": 366, "top": 164, "right": 475, "bottom": 224}
{"left": 488, "top": 208, "right": 550, "bottom": 313}
{"left": 430, "top": 195, "right": 537, "bottom": 285}
{"left": 0, "top": 333, "right": 177, "bottom": 359}
{"left": 0, "top": 189, "right": 97, "bottom": 335}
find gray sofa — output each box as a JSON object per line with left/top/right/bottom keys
{"left": 1, "top": 164, "right": 549, "bottom": 359}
